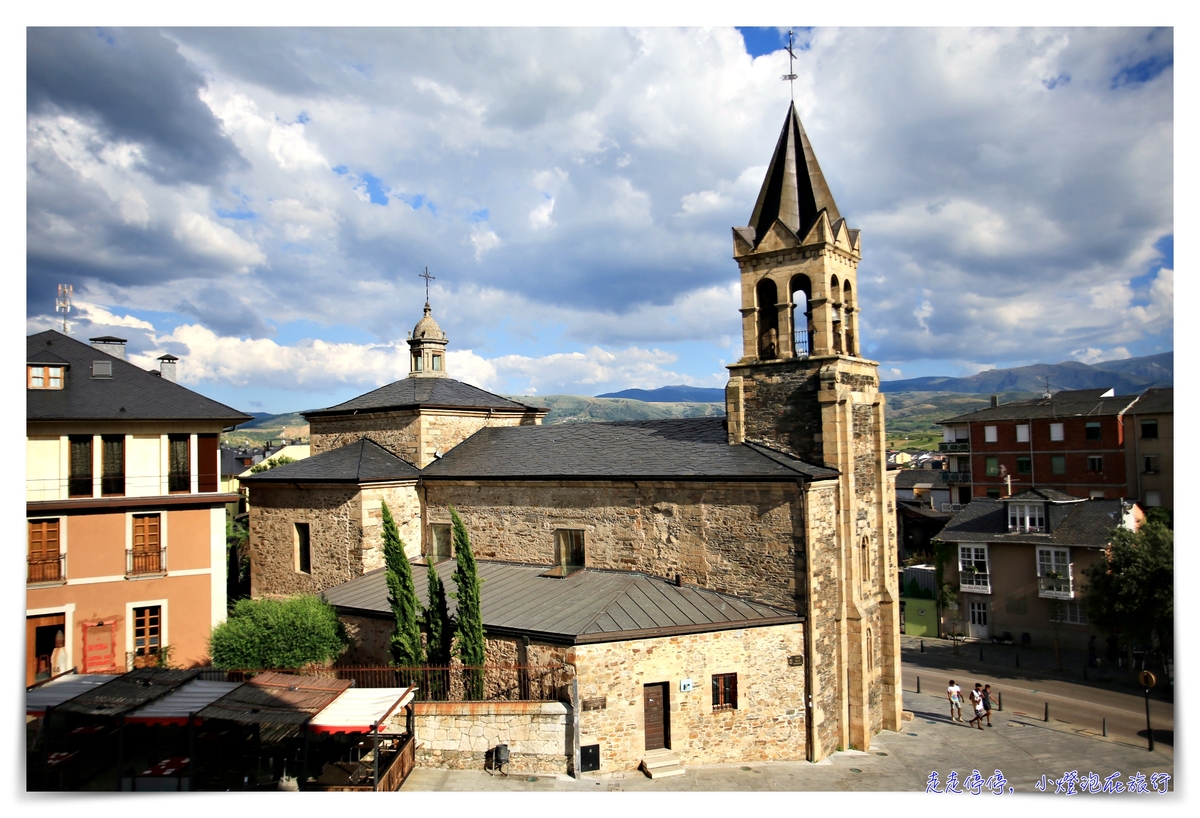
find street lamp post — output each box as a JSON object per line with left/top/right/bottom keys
{"left": 1139, "top": 670, "right": 1157, "bottom": 752}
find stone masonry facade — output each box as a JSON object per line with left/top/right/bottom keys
{"left": 571, "top": 623, "right": 807, "bottom": 772}
{"left": 424, "top": 480, "right": 805, "bottom": 611}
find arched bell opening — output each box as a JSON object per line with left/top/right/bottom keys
{"left": 843, "top": 280, "right": 857, "bottom": 357}
{"left": 756, "top": 278, "right": 780, "bottom": 360}
{"left": 789, "top": 274, "right": 813, "bottom": 358}
{"left": 830, "top": 275, "right": 844, "bottom": 355}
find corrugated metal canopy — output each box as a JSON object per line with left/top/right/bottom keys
{"left": 53, "top": 669, "right": 200, "bottom": 718}
{"left": 125, "top": 680, "right": 242, "bottom": 726}
{"left": 196, "top": 672, "right": 350, "bottom": 726}
{"left": 309, "top": 687, "right": 415, "bottom": 734}
{"left": 26, "top": 674, "right": 121, "bottom": 716}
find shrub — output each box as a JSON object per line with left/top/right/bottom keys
{"left": 210, "top": 595, "right": 347, "bottom": 669}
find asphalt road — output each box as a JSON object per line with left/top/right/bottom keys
{"left": 901, "top": 658, "right": 1174, "bottom": 758}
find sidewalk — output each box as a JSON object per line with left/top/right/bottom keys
{"left": 898, "top": 634, "right": 1173, "bottom": 702}
{"left": 402, "top": 687, "right": 1174, "bottom": 793}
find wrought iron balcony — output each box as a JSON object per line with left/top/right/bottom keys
{"left": 127, "top": 547, "right": 166, "bottom": 577}
{"left": 27, "top": 554, "right": 65, "bottom": 584}
{"left": 939, "top": 471, "right": 971, "bottom": 483}
{"left": 939, "top": 441, "right": 970, "bottom": 453}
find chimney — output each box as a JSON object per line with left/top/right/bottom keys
{"left": 89, "top": 336, "right": 127, "bottom": 360}
{"left": 990, "top": 395, "right": 998, "bottom": 408}
{"left": 157, "top": 354, "right": 178, "bottom": 383}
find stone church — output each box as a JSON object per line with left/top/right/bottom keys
{"left": 244, "top": 102, "right": 901, "bottom": 767}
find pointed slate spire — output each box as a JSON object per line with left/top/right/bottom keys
{"left": 747, "top": 102, "right": 841, "bottom": 249}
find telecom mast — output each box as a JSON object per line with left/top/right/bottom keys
{"left": 56, "top": 284, "right": 73, "bottom": 334}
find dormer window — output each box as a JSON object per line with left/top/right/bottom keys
{"left": 1008, "top": 503, "right": 1045, "bottom": 533}
{"left": 28, "top": 365, "right": 64, "bottom": 389}
{"left": 412, "top": 353, "right": 423, "bottom": 372}
{"left": 431, "top": 354, "right": 442, "bottom": 372}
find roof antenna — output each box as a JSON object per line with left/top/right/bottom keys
{"left": 418, "top": 266, "right": 436, "bottom": 305}
{"left": 781, "top": 29, "right": 798, "bottom": 101}
{"left": 56, "top": 284, "right": 73, "bottom": 334}
{"left": 1042, "top": 376, "right": 1052, "bottom": 400}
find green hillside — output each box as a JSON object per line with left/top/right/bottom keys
{"left": 883, "top": 391, "right": 1039, "bottom": 450}
{"left": 513, "top": 394, "right": 726, "bottom": 424}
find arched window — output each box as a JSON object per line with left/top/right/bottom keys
{"left": 830, "top": 275, "right": 843, "bottom": 354}
{"left": 755, "top": 278, "right": 779, "bottom": 360}
{"left": 866, "top": 628, "right": 874, "bottom": 671}
{"left": 843, "top": 281, "right": 856, "bottom": 356}
{"left": 861, "top": 535, "right": 870, "bottom": 583}
{"left": 789, "top": 275, "right": 813, "bottom": 357}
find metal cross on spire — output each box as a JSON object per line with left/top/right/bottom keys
{"left": 418, "top": 267, "right": 436, "bottom": 302}
{"left": 781, "top": 29, "right": 798, "bottom": 100}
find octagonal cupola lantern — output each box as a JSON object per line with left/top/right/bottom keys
{"left": 407, "top": 301, "right": 448, "bottom": 378}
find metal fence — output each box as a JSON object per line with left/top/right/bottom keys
{"left": 196, "top": 664, "right": 574, "bottom": 702}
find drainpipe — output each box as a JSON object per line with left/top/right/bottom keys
{"left": 570, "top": 676, "right": 582, "bottom": 778}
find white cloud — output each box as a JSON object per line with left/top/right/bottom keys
{"left": 529, "top": 195, "right": 556, "bottom": 229}
{"left": 470, "top": 226, "right": 502, "bottom": 259}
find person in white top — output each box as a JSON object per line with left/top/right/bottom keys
{"left": 968, "top": 683, "right": 985, "bottom": 729}
{"left": 947, "top": 680, "right": 963, "bottom": 722}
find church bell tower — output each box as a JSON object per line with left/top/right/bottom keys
{"left": 726, "top": 102, "right": 902, "bottom": 753}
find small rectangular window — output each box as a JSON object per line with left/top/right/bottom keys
{"left": 168, "top": 434, "right": 190, "bottom": 493}
{"left": 1087, "top": 455, "right": 1103, "bottom": 472}
{"left": 1016, "top": 456, "right": 1032, "bottom": 475}
{"left": 432, "top": 354, "right": 442, "bottom": 371}
{"left": 412, "top": 354, "right": 423, "bottom": 372}
{"left": 1085, "top": 422, "right": 1101, "bottom": 441}
{"left": 133, "top": 606, "right": 162, "bottom": 656}
{"left": 28, "top": 519, "right": 63, "bottom": 584}
{"left": 1143, "top": 455, "right": 1159, "bottom": 474}
{"left": 985, "top": 457, "right": 999, "bottom": 477}
{"left": 130, "top": 514, "right": 163, "bottom": 575}
{"left": 429, "top": 523, "right": 452, "bottom": 563}
{"left": 1141, "top": 419, "right": 1158, "bottom": 439}
{"left": 1051, "top": 455, "right": 1066, "bottom": 475}
{"left": 28, "top": 365, "right": 65, "bottom": 389}
{"left": 1050, "top": 601, "right": 1088, "bottom": 625}
{"left": 295, "top": 523, "right": 311, "bottom": 574}
{"left": 984, "top": 426, "right": 998, "bottom": 443}
{"left": 69, "top": 435, "right": 93, "bottom": 497}
{"left": 91, "top": 360, "right": 112, "bottom": 379}
{"left": 1049, "top": 423, "right": 1064, "bottom": 441}
{"left": 712, "top": 673, "right": 738, "bottom": 710}
{"left": 101, "top": 435, "right": 125, "bottom": 496}
{"left": 554, "top": 529, "right": 585, "bottom": 574}
{"left": 1016, "top": 425, "right": 1029, "bottom": 443}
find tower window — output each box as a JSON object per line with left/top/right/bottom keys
{"left": 432, "top": 354, "right": 442, "bottom": 371}
{"left": 412, "top": 353, "right": 423, "bottom": 372}
{"left": 295, "top": 523, "right": 311, "bottom": 574}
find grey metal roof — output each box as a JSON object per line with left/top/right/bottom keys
{"left": 241, "top": 438, "right": 418, "bottom": 484}
{"left": 52, "top": 668, "right": 201, "bottom": 718}
{"left": 421, "top": 417, "right": 837, "bottom": 481}
{"left": 26, "top": 673, "right": 121, "bottom": 715}
{"left": 939, "top": 498, "right": 1124, "bottom": 546}
{"left": 1129, "top": 387, "right": 1173, "bottom": 415}
{"left": 325, "top": 561, "right": 801, "bottom": 645}
{"left": 304, "top": 376, "right": 536, "bottom": 417}
{"left": 940, "top": 389, "right": 1138, "bottom": 424}
{"left": 27, "top": 331, "right": 251, "bottom": 425}
{"left": 197, "top": 672, "right": 351, "bottom": 727}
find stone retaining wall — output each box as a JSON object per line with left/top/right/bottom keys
{"left": 410, "top": 701, "right": 570, "bottom": 775}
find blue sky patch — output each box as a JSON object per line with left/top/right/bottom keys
{"left": 332, "top": 165, "right": 349, "bottom": 175}
{"left": 215, "top": 206, "right": 257, "bottom": 220}
{"left": 359, "top": 172, "right": 389, "bottom": 205}
{"left": 1043, "top": 73, "right": 1070, "bottom": 90}
{"left": 468, "top": 208, "right": 489, "bottom": 223}
{"left": 1111, "top": 53, "right": 1172, "bottom": 88}
{"left": 296, "top": 111, "right": 310, "bottom": 124}
{"left": 737, "top": 27, "right": 786, "bottom": 59}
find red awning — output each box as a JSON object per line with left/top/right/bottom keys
{"left": 309, "top": 687, "right": 416, "bottom": 734}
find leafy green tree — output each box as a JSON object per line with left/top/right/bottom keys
{"left": 450, "top": 507, "right": 486, "bottom": 699}
{"left": 424, "top": 559, "right": 453, "bottom": 699}
{"left": 1083, "top": 519, "right": 1174, "bottom": 659}
{"left": 210, "top": 595, "right": 346, "bottom": 669}
{"left": 249, "top": 455, "right": 297, "bottom": 473}
{"left": 382, "top": 501, "right": 424, "bottom": 667}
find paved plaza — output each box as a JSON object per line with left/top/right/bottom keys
{"left": 403, "top": 687, "right": 1173, "bottom": 793}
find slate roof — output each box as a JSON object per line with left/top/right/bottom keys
{"left": 421, "top": 417, "right": 838, "bottom": 481}
{"left": 1130, "top": 387, "right": 1173, "bottom": 415}
{"left": 240, "top": 438, "right": 418, "bottom": 484}
{"left": 52, "top": 668, "right": 201, "bottom": 718}
{"left": 940, "top": 388, "right": 1138, "bottom": 424}
{"left": 304, "top": 376, "right": 536, "bottom": 417}
{"left": 27, "top": 331, "right": 251, "bottom": 424}
{"left": 939, "top": 498, "right": 1124, "bottom": 546}
{"left": 325, "top": 561, "right": 801, "bottom": 645}
{"left": 895, "top": 470, "right": 940, "bottom": 489}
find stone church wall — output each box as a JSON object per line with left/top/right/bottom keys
{"left": 248, "top": 481, "right": 420, "bottom": 598}
{"left": 571, "top": 623, "right": 808, "bottom": 772}
{"left": 424, "top": 480, "right": 805, "bottom": 611}
{"left": 801, "top": 479, "right": 844, "bottom": 759}
{"left": 729, "top": 357, "right": 826, "bottom": 464}
{"left": 309, "top": 412, "right": 422, "bottom": 462}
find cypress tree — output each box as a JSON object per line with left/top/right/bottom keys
{"left": 449, "top": 506, "right": 486, "bottom": 698}
{"left": 424, "top": 559, "right": 452, "bottom": 699}
{"left": 382, "top": 501, "right": 424, "bottom": 668}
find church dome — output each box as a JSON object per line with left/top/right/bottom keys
{"left": 412, "top": 303, "right": 445, "bottom": 340}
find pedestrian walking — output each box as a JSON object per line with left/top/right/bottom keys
{"left": 968, "top": 683, "right": 985, "bottom": 729}
{"left": 982, "top": 684, "right": 993, "bottom": 727}
{"left": 947, "top": 679, "right": 963, "bottom": 722}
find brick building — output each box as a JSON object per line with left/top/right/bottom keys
{"left": 245, "top": 102, "right": 903, "bottom": 768}
{"left": 939, "top": 388, "right": 1157, "bottom": 502}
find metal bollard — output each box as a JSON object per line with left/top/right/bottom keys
{"left": 997, "top": 691, "right": 1002, "bottom": 711}
{"left": 1102, "top": 718, "right": 1107, "bottom": 737}
{"left": 920, "top": 640, "right": 924, "bottom": 653}
{"left": 917, "top": 676, "right": 921, "bottom": 694}
{"left": 1044, "top": 702, "right": 1049, "bottom": 722}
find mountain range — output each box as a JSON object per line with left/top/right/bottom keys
{"left": 879, "top": 351, "right": 1172, "bottom": 395}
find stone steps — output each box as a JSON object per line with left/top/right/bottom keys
{"left": 639, "top": 748, "right": 686, "bottom": 779}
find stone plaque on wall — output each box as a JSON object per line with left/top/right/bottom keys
{"left": 787, "top": 655, "right": 804, "bottom": 667}
{"left": 582, "top": 696, "right": 607, "bottom": 711}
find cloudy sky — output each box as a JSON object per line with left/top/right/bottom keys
{"left": 25, "top": 26, "right": 1173, "bottom": 414}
